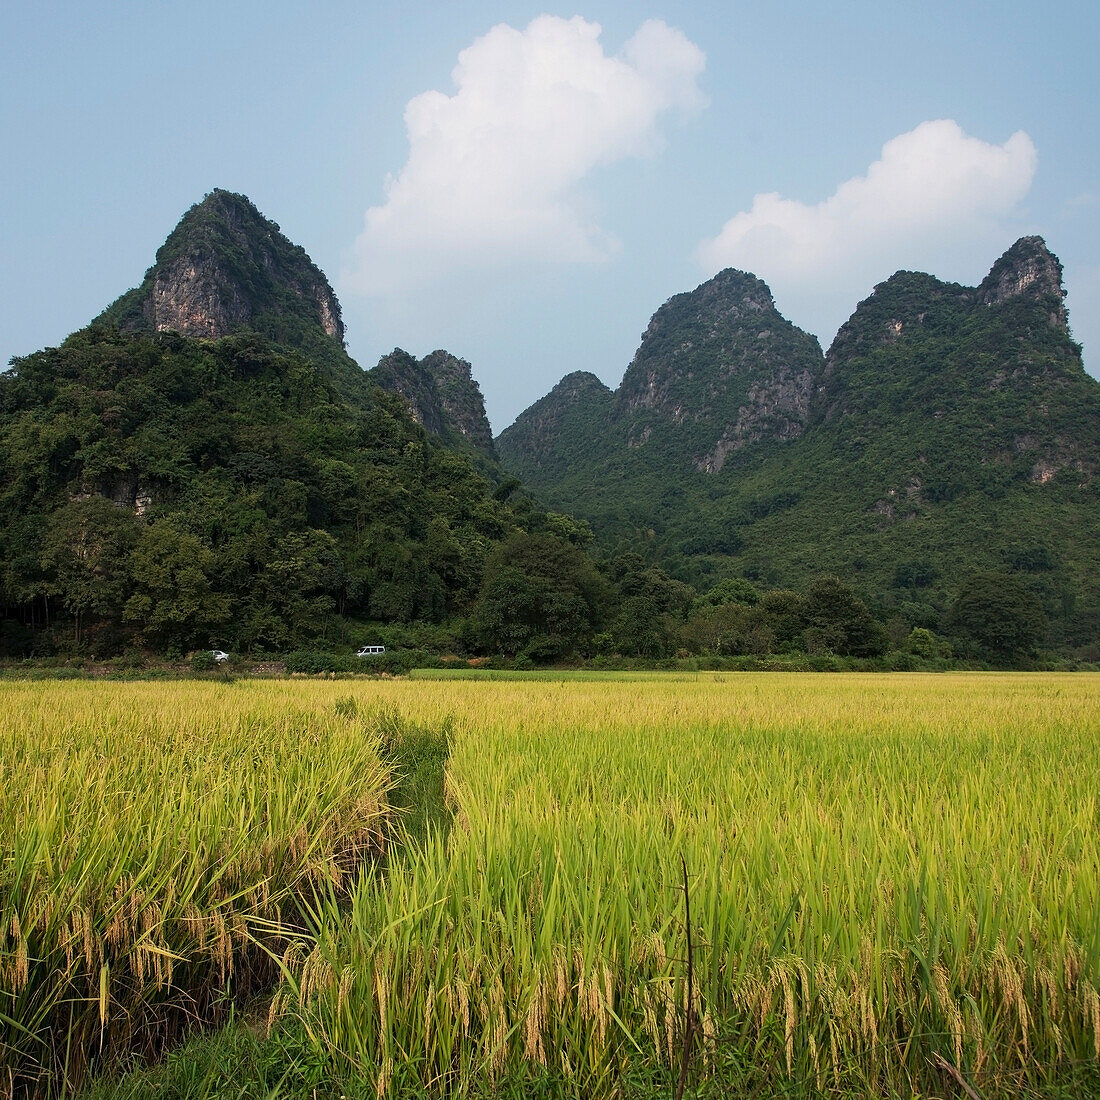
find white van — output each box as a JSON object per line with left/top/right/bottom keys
{"left": 355, "top": 645, "right": 386, "bottom": 657}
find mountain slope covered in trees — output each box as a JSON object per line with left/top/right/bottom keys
{"left": 369, "top": 348, "right": 497, "bottom": 463}
{"left": 0, "top": 193, "right": 524, "bottom": 655}
{"left": 497, "top": 238, "right": 1100, "bottom": 649}
{"left": 3, "top": 188, "right": 1097, "bottom": 665}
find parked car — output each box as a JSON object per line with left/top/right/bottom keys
{"left": 212, "top": 649, "right": 230, "bottom": 662}
{"left": 355, "top": 645, "right": 386, "bottom": 657}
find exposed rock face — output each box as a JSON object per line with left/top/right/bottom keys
{"left": 371, "top": 349, "right": 497, "bottom": 459}
{"left": 97, "top": 189, "right": 345, "bottom": 348}
{"left": 978, "top": 235, "right": 1067, "bottom": 327}
{"left": 613, "top": 268, "right": 824, "bottom": 470}
{"left": 420, "top": 351, "right": 496, "bottom": 455}
{"left": 372, "top": 350, "right": 445, "bottom": 436}
{"left": 147, "top": 254, "right": 251, "bottom": 339}
{"left": 696, "top": 364, "right": 817, "bottom": 473}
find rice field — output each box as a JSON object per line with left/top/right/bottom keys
{"left": 3, "top": 673, "right": 1099, "bottom": 1097}
{"left": 0, "top": 681, "right": 391, "bottom": 1094}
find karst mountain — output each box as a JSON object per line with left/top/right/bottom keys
{"left": 497, "top": 236, "right": 1100, "bottom": 645}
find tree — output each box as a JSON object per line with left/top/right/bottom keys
{"left": 40, "top": 499, "right": 140, "bottom": 645}
{"left": 948, "top": 573, "right": 1048, "bottom": 657}
{"left": 613, "top": 595, "right": 674, "bottom": 658}
{"left": 683, "top": 600, "right": 772, "bottom": 656}
{"left": 906, "top": 627, "right": 942, "bottom": 660}
{"left": 802, "top": 575, "right": 887, "bottom": 657}
{"left": 473, "top": 533, "right": 610, "bottom": 659}
{"left": 695, "top": 577, "right": 760, "bottom": 608}
{"left": 256, "top": 529, "right": 345, "bottom": 647}
{"left": 758, "top": 589, "right": 806, "bottom": 653}
{"left": 124, "top": 521, "right": 230, "bottom": 649}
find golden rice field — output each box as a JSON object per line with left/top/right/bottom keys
{"left": 2, "top": 673, "right": 1099, "bottom": 1097}
{"left": 0, "top": 681, "right": 391, "bottom": 1093}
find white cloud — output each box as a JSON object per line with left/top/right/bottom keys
{"left": 347, "top": 16, "right": 705, "bottom": 293}
{"left": 697, "top": 120, "right": 1038, "bottom": 341}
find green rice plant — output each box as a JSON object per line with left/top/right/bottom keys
{"left": 275, "top": 673, "right": 1100, "bottom": 1097}
{"left": 7, "top": 674, "right": 1099, "bottom": 1097}
{"left": 0, "top": 681, "right": 390, "bottom": 1094}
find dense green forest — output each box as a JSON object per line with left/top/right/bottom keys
{"left": 0, "top": 327, "right": 522, "bottom": 654}
{"left": 498, "top": 238, "right": 1100, "bottom": 660}
{"left": 0, "top": 195, "right": 1093, "bottom": 667}
{"left": 0, "top": 311, "right": 1053, "bottom": 673}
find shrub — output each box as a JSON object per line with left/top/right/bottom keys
{"left": 284, "top": 650, "right": 354, "bottom": 674}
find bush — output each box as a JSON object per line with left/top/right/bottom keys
{"left": 370, "top": 649, "right": 442, "bottom": 675}
{"left": 284, "top": 650, "right": 354, "bottom": 674}
{"left": 283, "top": 648, "right": 442, "bottom": 676}
{"left": 189, "top": 651, "right": 215, "bottom": 672}
{"left": 116, "top": 648, "right": 147, "bottom": 670}
{"left": 887, "top": 650, "right": 919, "bottom": 671}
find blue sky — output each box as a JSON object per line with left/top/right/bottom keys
{"left": 2, "top": 1, "right": 1097, "bottom": 429}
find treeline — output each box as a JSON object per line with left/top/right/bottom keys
{"left": 0, "top": 328, "right": 1063, "bottom": 669}
{"left": 454, "top": 533, "right": 1050, "bottom": 664}
{"left": 0, "top": 515, "right": 1054, "bottom": 667}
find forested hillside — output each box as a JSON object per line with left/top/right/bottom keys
{"left": 0, "top": 193, "right": 524, "bottom": 655}
{"left": 3, "top": 191, "right": 1097, "bottom": 666}
{"left": 0, "top": 327, "right": 518, "bottom": 653}
{"left": 498, "top": 237, "right": 1100, "bottom": 652}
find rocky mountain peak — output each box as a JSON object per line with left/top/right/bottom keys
{"left": 613, "top": 268, "right": 824, "bottom": 471}
{"left": 978, "top": 235, "right": 1067, "bottom": 328}
{"left": 371, "top": 349, "right": 496, "bottom": 459}
{"left": 494, "top": 370, "right": 615, "bottom": 480}
{"left": 500, "top": 371, "right": 613, "bottom": 437}
{"left": 824, "top": 271, "right": 969, "bottom": 372}
{"left": 419, "top": 350, "right": 496, "bottom": 457}
{"left": 689, "top": 267, "right": 777, "bottom": 313}
{"left": 628, "top": 270, "right": 777, "bottom": 361}
{"left": 96, "top": 189, "right": 345, "bottom": 349}
{"left": 549, "top": 371, "right": 614, "bottom": 402}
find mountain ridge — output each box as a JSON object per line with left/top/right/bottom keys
{"left": 370, "top": 349, "right": 497, "bottom": 461}
{"left": 3, "top": 184, "right": 1099, "bottom": 660}
{"left": 97, "top": 189, "right": 345, "bottom": 348}
{"left": 495, "top": 236, "right": 1100, "bottom": 644}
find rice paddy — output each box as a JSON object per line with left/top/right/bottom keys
{"left": 0, "top": 681, "right": 390, "bottom": 1093}
{"left": 2, "top": 673, "right": 1099, "bottom": 1097}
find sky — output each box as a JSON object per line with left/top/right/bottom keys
{"left": 2, "top": 1, "right": 1097, "bottom": 431}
